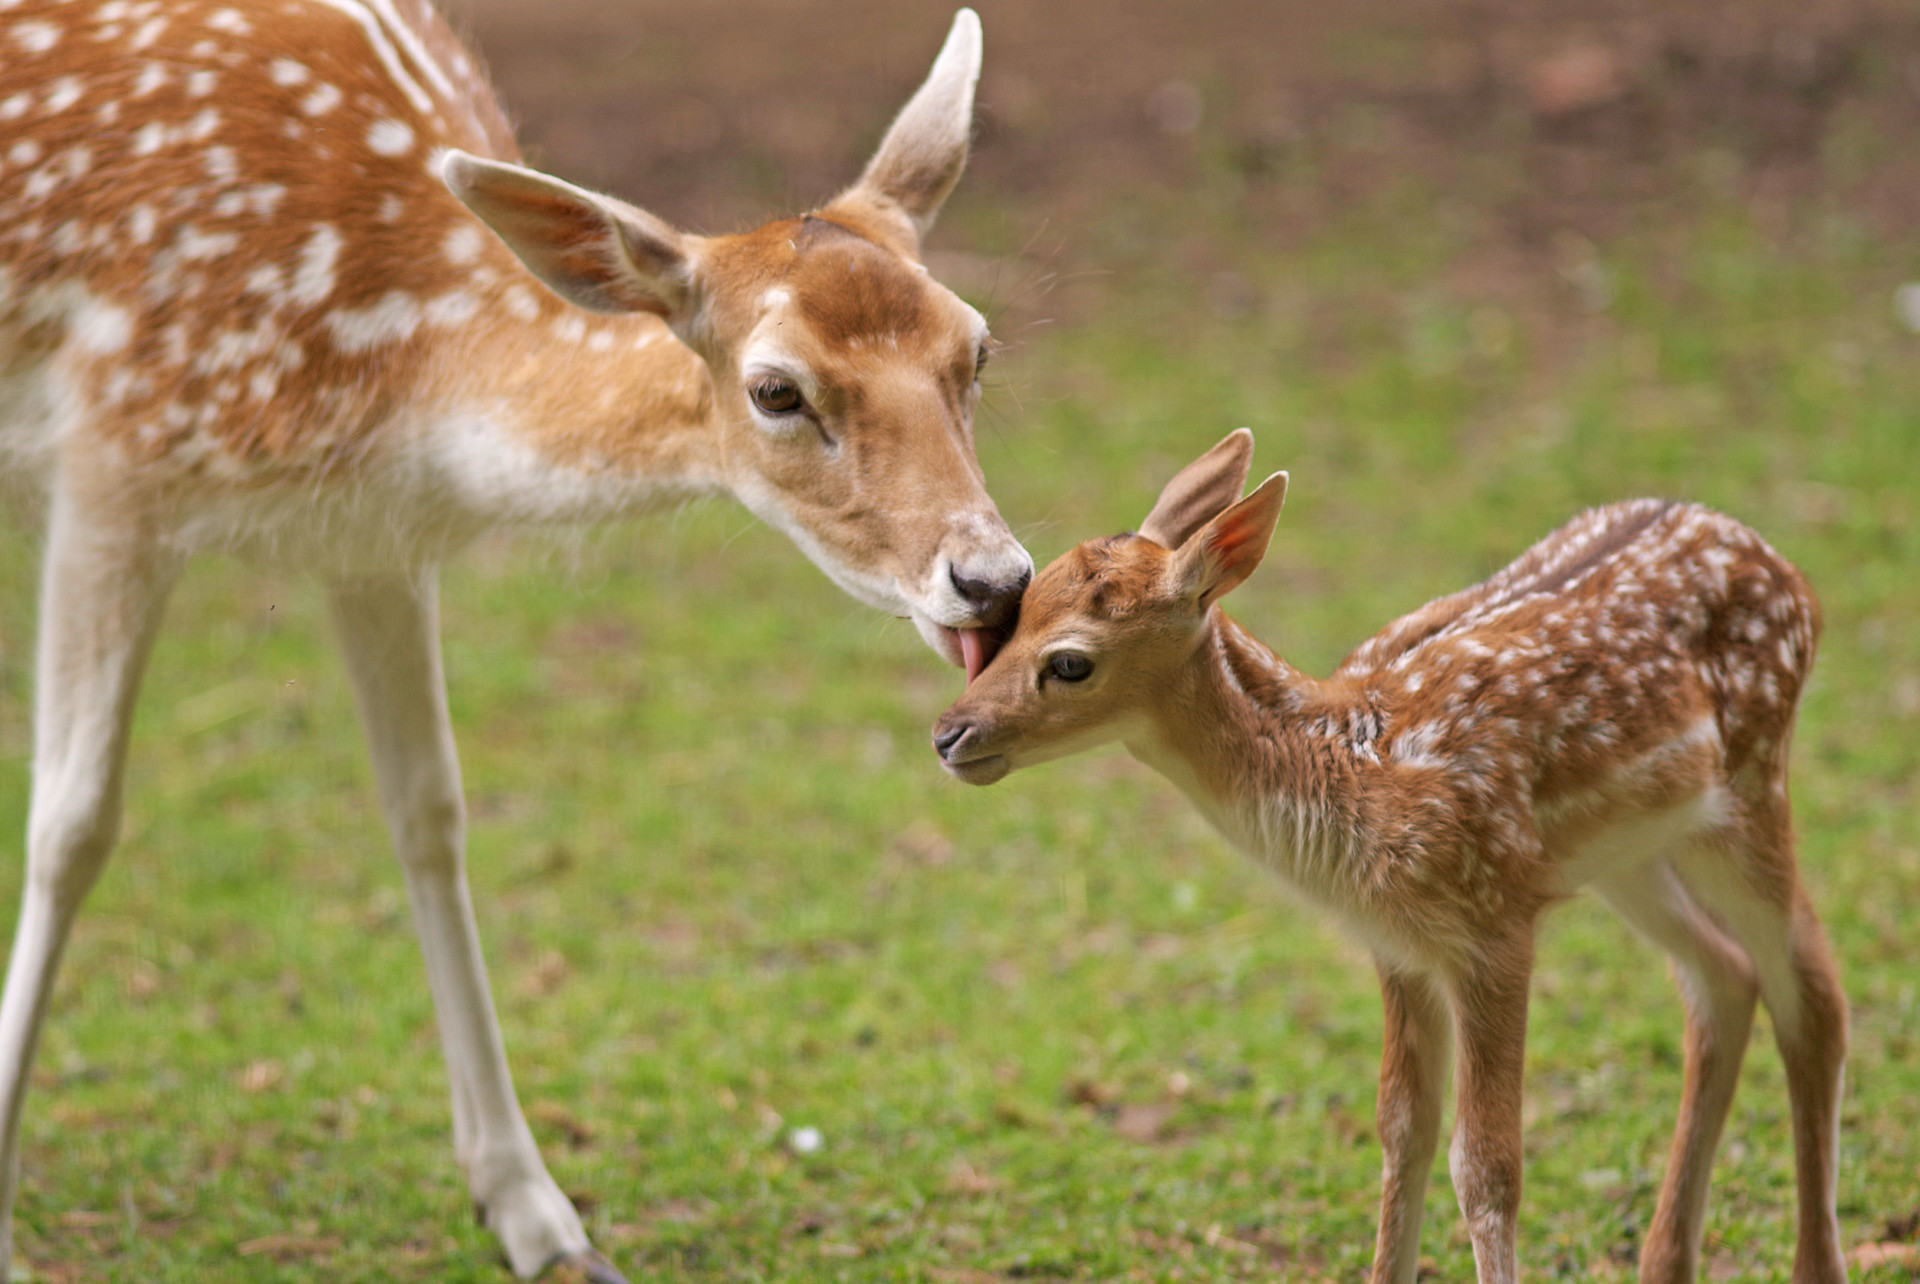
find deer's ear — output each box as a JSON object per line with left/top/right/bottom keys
{"left": 442, "top": 151, "right": 698, "bottom": 321}
{"left": 1140, "top": 428, "right": 1255, "bottom": 550}
{"left": 1169, "top": 471, "right": 1289, "bottom": 609}
{"left": 828, "top": 9, "right": 981, "bottom": 253}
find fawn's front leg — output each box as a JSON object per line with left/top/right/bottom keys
{"left": 1371, "top": 963, "right": 1451, "bottom": 1284}
{"left": 1447, "top": 935, "right": 1535, "bottom": 1284}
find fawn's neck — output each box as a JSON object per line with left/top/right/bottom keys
{"left": 1129, "top": 614, "right": 1389, "bottom": 895}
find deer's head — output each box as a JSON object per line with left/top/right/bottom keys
{"left": 442, "top": 11, "right": 1029, "bottom": 667}
{"left": 933, "top": 430, "right": 1288, "bottom": 783}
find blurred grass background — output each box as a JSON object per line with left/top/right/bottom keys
{"left": 1, "top": 0, "right": 1918, "bottom": 1279}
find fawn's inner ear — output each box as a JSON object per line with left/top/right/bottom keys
{"left": 1169, "top": 471, "right": 1289, "bottom": 608}
{"left": 1139, "top": 428, "right": 1255, "bottom": 550}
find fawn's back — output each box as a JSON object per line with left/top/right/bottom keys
{"left": 1348, "top": 499, "right": 1819, "bottom": 885}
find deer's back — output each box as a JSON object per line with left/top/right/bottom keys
{"left": 0, "top": 0, "right": 526, "bottom": 483}
{"left": 1349, "top": 500, "right": 1819, "bottom": 814}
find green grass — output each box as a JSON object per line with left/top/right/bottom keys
{"left": 2, "top": 185, "right": 1918, "bottom": 1281}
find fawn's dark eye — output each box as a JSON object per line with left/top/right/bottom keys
{"left": 1048, "top": 652, "right": 1093, "bottom": 683}
{"left": 974, "top": 343, "right": 991, "bottom": 376}
{"left": 750, "top": 379, "right": 804, "bottom": 415}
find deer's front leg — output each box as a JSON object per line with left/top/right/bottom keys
{"left": 328, "top": 573, "right": 623, "bottom": 1283}
{"left": 0, "top": 480, "right": 179, "bottom": 1271}
{"left": 1371, "top": 963, "right": 1450, "bottom": 1284}
{"left": 1446, "top": 935, "right": 1534, "bottom": 1284}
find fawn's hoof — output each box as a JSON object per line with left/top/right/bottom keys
{"left": 540, "top": 1248, "right": 630, "bottom": 1284}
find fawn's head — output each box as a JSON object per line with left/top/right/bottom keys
{"left": 441, "top": 11, "right": 1028, "bottom": 665}
{"left": 934, "top": 430, "right": 1288, "bottom": 784}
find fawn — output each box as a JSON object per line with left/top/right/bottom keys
{"left": 933, "top": 430, "right": 1846, "bottom": 1284}
{"left": 0, "top": 1, "right": 1027, "bottom": 1277}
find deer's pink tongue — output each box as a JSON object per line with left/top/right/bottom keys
{"left": 959, "top": 627, "right": 999, "bottom": 685}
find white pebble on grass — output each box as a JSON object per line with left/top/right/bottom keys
{"left": 787, "top": 1126, "right": 822, "bottom": 1155}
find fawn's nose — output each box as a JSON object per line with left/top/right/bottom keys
{"left": 932, "top": 720, "right": 973, "bottom": 761}
{"left": 949, "top": 562, "right": 1030, "bottom": 628}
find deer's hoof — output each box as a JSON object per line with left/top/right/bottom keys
{"left": 540, "top": 1248, "right": 630, "bottom": 1284}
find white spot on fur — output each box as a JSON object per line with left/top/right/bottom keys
{"left": 270, "top": 58, "right": 309, "bottom": 87}
{"left": 1392, "top": 722, "right": 1448, "bottom": 772}
{"left": 128, "top": 15, "right": 165, "bottom": 50}
{"left": 43, "top": 77, "right": 83, "bottom": 114}
{"left": 127, "top": 204, "right": 156, "bottom": 243}
{"left": 301, "top": 82, "right": 342, "bottom": 116}
{"left": 171, "top": 225, "right": 238, "bottom": 261}
{"left": 204, "top": 145, "right": 238, "bottom": 182}
{"left": 187, "top": 69, "right": 218, "bottom": 97}
{"left": 325, "top": 291, "right": 421, "bottom": 351}
{"left": 0, "top": 93, "right": 29, "bottom": 120}
{"left": 213, "top": 183, "right": 285, "bottom": 218}
{"left": 244, "top": 263, "right": 285, "bottom": 296}
{"left": 377, "top": 193, "right": 403, "bottom": 222}
{"left": 13, "top": 20, "right": 60, "bottom": 53}
{"left": 442, "top": 224, "right": 482, "bottom": 264}
{"left": 290, "top": 224, "right": 342, "bottom": 307}
{"left": 22, "top": 147, "right": 91, "bottom": 202}
{"left": 366, "top": 118, "right": 413, "bottom": 156}
{"left": 206, "top": 8, "right": 249, "bottom": 33}
{"left": 131, "top": 61, "right": 167, "bottom": 97}
{"left": 424, "top": 290, "right": 479, "bottom": 326}
{"left": 196, "top": 319, "right": 283, "bottom": 373}
{"left": 502, "top": 283, "right": 539, "bottom": 321}
{"left": 9, "top": 140, "right": 43, "bottom": 167}
{"left": 72, "top": 298, "right": 133, "bottom": 353}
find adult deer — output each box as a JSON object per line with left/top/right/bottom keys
{"left": 0, "top": 1, "right": 1028, "bottom": 1277}
{"left": 934, "top": 431, "right": 1847, "bottom": 1284}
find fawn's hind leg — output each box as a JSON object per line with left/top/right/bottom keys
{"left": 1677, "top": 800, "right": 1846, "bottom": 1284}
{"left": 1370, "top": 962, "right": 1450, "bottom": 1284}
{"left": 1445, "top": 930, "right": 1535, "bottom": 1284}
{"left": 1596, "top": 861, "right": 1758, "bottom": 1284}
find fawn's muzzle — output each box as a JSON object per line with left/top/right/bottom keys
{"left": 931, "top": 716, "right": 1010, "bottom": 784}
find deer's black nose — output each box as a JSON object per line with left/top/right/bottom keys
{"left": 932, "top": 721, "right": 971, "bottom": 760}
{"left": 950, "top": 562, "right": 1030, "bottom": 628}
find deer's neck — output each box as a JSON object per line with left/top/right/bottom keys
{"left": 1130, "top": 614, "right": 1390, "bottom": 899}
{"left": 405, "top": 294, "right": 726, "bottom": 527}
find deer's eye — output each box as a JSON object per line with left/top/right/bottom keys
{"left": 974, "top": 343, "right": 991, "bottom": 376}
{"left": 1048, "top": 652, "right": 1093, "bottom": 683}
{"left": 750, "top": 379, "right": 805, "bottom": 416}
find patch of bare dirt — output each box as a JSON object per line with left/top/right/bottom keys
{"left": 445, "top": 0, "right": 1920, "bottom": 243}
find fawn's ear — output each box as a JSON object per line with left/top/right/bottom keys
{"left": 1140, "top": 428, "right": 1256, "bottom": 550}
{"left": 826, "top": 9, "right": 981, "bottom": 254}
{"left": 442, "top": 151, "right": 699, "bottom": 322}
{"left": 1169, "top": 471, "right": 1289, "bottom": 609}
